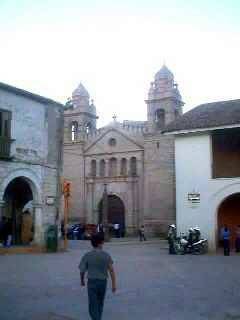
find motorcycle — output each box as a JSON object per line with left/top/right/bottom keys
{"left": 174, "top": 231, "right": 208, "bottom": 255}
{"left": 67, "top": 224, "right": 85, "bottom": 240}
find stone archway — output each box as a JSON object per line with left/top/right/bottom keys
{"left": 98, "top": 195, "right": 125, "bottom": 237}
{"left": 218, "top": 193, "right": 240, "bottom": 248}
{"left": 3, "top": 177, "right": 34, "bottom": 245}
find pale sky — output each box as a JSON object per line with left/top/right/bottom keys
{"left": 1, "top": 0, "right": 240, "bottom": 127}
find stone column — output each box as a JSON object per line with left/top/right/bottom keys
{"left": 33, "top": 204, "right": 44, "bottom": 246}
{"left": 132, "top": 179, "right": 136, "bottom": 228}
{"left": 0, "top": 201, "right": 5, "bottom": 220}
{"left": 86, "top": 180, "right": 94, "bottom": 223}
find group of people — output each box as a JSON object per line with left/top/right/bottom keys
{"left": 96, "top": 223, "right": 125, "bottom": 239}
{"left": 0, "top": 217, "right": 12, "bottom": 247}
{"left": 78, "top": 224, "right": 240, "bottom": 320}
{"left": 220, "top": 225, "right": 240, "bottom": 256}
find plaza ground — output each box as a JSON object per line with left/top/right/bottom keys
{"left": 0, "top": 241, "right": 240, "bottom": 320}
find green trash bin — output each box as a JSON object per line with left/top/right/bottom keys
{"left": 46, "top": 225, "right": 58, "bottom": 252}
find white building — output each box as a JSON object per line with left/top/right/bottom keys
{"left": 164, "top": 100, "right": 240, "bottom": 251}
{"left": 0, "top": 82, "right": 64, "bottom": 248}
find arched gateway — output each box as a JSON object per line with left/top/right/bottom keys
{"left": 3, "top": 177, "right": 34, "bottom": 245}
{"left": 218, "top": 193, "right": 240, "bottom": 248}
{"left": 98, "top": 195, "right": 125, "bottom": 237}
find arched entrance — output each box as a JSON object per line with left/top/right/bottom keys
{"left": 218, "top": 193, "right": 240, "bottom": 248}
{"left": 3, "top": 177, "right": 34, "bottom": 245}
{"left": 98, "top": 195, "right": 125, "bottom": 237}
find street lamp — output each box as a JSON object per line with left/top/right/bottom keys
{"left": 102, "top": 183, "right": 110, "bottom": 242}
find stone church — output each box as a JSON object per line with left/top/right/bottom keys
{"left": 63, "top": 65, "right": 183, "bottom": 235}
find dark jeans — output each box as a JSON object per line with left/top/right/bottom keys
{"left": 87, "top": 279, "right": 107, "bottom": 320}
{"left": 168, "top": 240, "right": 176, "bottom": 254}
{"left": 223, "top": 239, "right": 230, "bottom": 256}
{"left": 139, "top": 232, "right": 146, "bottom": 241}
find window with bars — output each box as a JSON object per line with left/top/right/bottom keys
{"left": 0, "top": 109, "right": 12, "bottom": 159}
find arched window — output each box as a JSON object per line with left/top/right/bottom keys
{"left": 155, "top": 109, "right": 165, "bottom": 128}
{"left": 120, "top": 158, "right": 127, "bottom": 176}
{"left": 99, "top": 159, "right": 106, "bottom": 177}
{"left": 91, "top": 160, "right": 97, "bottom": 177}
{"left": 71, "top": 121, "right": 78, "bottom": 141}
{"left": 130, "top": 157, "right": 137, "bottom": 176}
{"left": 109, "top": 158, "right": 117, "bottom": 176}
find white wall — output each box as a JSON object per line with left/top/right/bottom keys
{"left": 0, "top": 88, "right": 64, "bottom": 245}
{"left": 175, "top": 133, "right": 240, "bottom": 250}
{"left": 0, "top": 88, "right": 47, "bottom": 162}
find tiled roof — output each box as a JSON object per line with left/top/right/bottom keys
{"left": 0, "top": 82, "right": 64, "bottom": 107}
{"left": 163, "top": 99, "right": 240, "bottom": 133}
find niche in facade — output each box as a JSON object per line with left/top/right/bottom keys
{"left": 99, "top": 159, "right": 106, "bottom": 177}
{"left": 155, "top": 109, "right": 165, "bottom": 128}
{"left": 109, "top": 157, "right": 117, "bottom": 176}
{"left": 91, "top": 160, "right": 97, "bottom": 176}
{"left": 71, "top": 121, "right": 78, "bottom": 141}
{"left": 130, "top": 157, "right": 137, "bottom": 176}
{"left": 120, "top": 158, "right": 127, "bottom": 176}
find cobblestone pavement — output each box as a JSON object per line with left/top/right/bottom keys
{"left": 1, "top": 241, "right": 240, "bottom": 320}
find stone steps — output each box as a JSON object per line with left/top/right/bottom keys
{"left": 105, "top": 238, "right": 168, "bottom": 247}
{"left": 0, "top": 245, "right": 44, "bottom": 255}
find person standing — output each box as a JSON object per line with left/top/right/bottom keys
{"left": 79, "top": 233, "right": 116, "bottom": 320}
{"left": 235, "top": 225, "right": 240, "bottom": 253}
{"left": 221, "top": 225, "right": 230, "bottom": 256}
{"left": 2, "top": 218, "right": 12, "bottom": 247}
{"left": 113, "top": 223, "right": 120, "bottom": 238}
{"left": 139, "top": 225, "right": 147, "bottom": 241}
{"left": 167, "top": 224, "right": 176, "bottom": 254}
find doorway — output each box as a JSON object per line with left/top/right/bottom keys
{"left": 3, "top": 177, "right": 33, "bottom": 245}
{"left": 218, "top": 193, "right": 240, "bottom": 248}
{"left": 98, "top": 195, "right": 125, "bottom": 237}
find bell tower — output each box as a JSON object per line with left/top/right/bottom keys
{"left": 70, "top": 83, "right": 97, "bottom": 134}
{"left": 146, "top": 65, "right": 183, "bottom": 132}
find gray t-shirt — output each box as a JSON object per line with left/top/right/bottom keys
{"left": 79, "top": 248, "right": 113, "bottom": 280}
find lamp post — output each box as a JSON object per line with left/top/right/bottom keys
{"left": 102, "top": 183, "right": 110, "bottom": 242}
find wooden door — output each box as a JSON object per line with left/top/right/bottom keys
{"left": 218, "top": 193, "right": 240, "bottom": 248}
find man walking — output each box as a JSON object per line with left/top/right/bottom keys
{"left": 79, "top": 233, "right": 116, "bottom": 320}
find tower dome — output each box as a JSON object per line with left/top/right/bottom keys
{"left": 72, "top": 83, "right": 90, "bottom": 99}
{"left": 146, "top": 65, "right": 183, "bottom": 132}
{"left": 154, "top": 65, "right": 174, "bottom": 81}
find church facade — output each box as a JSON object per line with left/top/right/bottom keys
{"left": 63, "top": 66, "right": 183, "bottom": 235}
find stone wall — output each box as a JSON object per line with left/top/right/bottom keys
{"left": 0, "top": 87, "right": 64, "bottom": 245}
{"left": 143, "top": 133, "right": 176, "bottom": 235}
